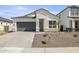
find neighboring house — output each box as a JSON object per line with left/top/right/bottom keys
{"left": 12, "top": 8, "right": 59, "bottom": 32}
{"left": 57, "top": 5, "right": 79, "bottom": 32}
{"left": 0, "top": 17, "right": 13, "bottom": 32}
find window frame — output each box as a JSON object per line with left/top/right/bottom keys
{"left": 71, "top": 8, "right": 79, "bottom": 16}
{"left": 49, "top": 20, "right": 56, "bottom": 28}
{"left": 53, "top": 21, "right": 56, "bottom": 28}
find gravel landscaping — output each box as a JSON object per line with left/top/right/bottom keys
{"left": 0, "top": 31, "right": 13, "bottom": 36}
{"left": 32, "top": 32, "right": 79, "bottom": 47}
{"left": 0, "top": 32, "right": 6, "bottom": 35}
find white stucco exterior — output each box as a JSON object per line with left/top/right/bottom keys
{"left": 0, "top": 21, "right": 13, "bottom": 32}
{"left": 36, "top": 12, "right": 58, "bottom": 32}
{"left": 57, "top": 8, "right": 71, "bottom": 30}
{"left": 13, "top": 9, "right": 59, "bottom": 32}
{"left": 13, "top": 18, "right": 36, "bottom": 22}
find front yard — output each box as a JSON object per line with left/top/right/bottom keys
{"left": 0, "top": 31, "right": 13, "bottom": 36}
{"left": 0, "top": 32, "right": 6, "bottom": 35}
{"left": 32, "top": 32, "right": 79, "bottom": 47}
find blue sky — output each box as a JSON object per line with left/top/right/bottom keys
{"left": 0, "top": 5, "right": 67, "bottom": 19}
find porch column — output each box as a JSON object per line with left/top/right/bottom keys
{"left": 36, "top": 19, "right": 39, "bottom": 32}
{"left": 56, "top": 24, "right": 59, "bottom": 32}
{"left": 14, "top": 22, "right": 17, "bottom": 32}
{"left": 72, "top": 20, "right": 75, "bottom": 32}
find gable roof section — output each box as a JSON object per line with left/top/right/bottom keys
{"left": 12, "top": 8, "right": 59, "bottom": 19}
{"left": 56, "top": 6, "right": 68, "bottom": 15}
{"left": 24, "top": 8, "right": 58, "bottom": 17}
{"left": 57, "top": 5, "right": 79, "bottom": 16}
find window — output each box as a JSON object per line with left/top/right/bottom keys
{"left": 53, "top": 21, "right": 56, "bottom": 28}
{"left": 71, "top": 8, "right": 79, "bottom": 16}
{"left": 75, "top": 21, "right": 78, "bottom": 25}
{"left": 49, "top": 21, "right": 52, "bottom": 28}
{"left": 49, "top": 21, "right": 56, "bottom": 28}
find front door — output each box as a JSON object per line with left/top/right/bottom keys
{"left": 75, "top": 21, "right": 79, "bottom": 31}
{"left": 39, "top": 19, "right": 44, "bottom": 32}
{"left": 4, "top": 26, "right": 9, "bottom": 32}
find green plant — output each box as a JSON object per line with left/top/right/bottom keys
{"left": 56, "top": 19, "right": 61, "bottom": 32}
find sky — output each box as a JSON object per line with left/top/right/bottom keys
{"left": 0, "top": 5, "right": 67, "bottom": 19}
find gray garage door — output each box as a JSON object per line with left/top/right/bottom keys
{"left": 17, "top": 22, "right": 36, "bottom": 31}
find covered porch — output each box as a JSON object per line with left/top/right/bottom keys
{"left": 70, "top": 20, "right": 79, "bottom": 32}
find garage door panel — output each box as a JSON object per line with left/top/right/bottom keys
{"left": 17, "top": 22, "right": 36, "bottom": 31}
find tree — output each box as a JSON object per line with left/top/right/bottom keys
{"left": 56, "top": 19, "right": 61, "bottom": 32}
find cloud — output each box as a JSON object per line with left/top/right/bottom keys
{"left": 53, "top": 11, "right": 59, "bottom": 15}
{"left": 0, "top": 5, "right": 61, "bottom": 19}
{"left": 50, "top": 11, "right": 59, "bottom": 15}
{"left": 14, "top": 6, "right": 28, "bottom": 10}
{"left": 0, "top": 5, "right": 29, "bottom": 19}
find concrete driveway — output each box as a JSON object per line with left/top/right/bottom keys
{"left": 0, "top": 32, "right": 35, "bottom": 48}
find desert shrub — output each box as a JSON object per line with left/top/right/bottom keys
{"left": 41, "top": 41, "right": 46, "bottom": 44}
{"left": 43, "top": 34, "right": 47, "bottom": 37}
{"left": 73, "top": 34, "right": 77, "bottom": 37}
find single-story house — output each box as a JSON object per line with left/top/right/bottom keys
{"left": 12, "top": 8, "right": 59, "bottom": 32}
{"left": 0, "top": 17, "right": 13, "bottom": 32}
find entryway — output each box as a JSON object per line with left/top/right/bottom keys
{"left": 39, "top": 19, "right": 44, "bottom": 32}
{"left": 70, "top": 20, "right": 79, "bottom": 32}
{"left": 4, "top": 26, "right": 9, "bottom": 32}
{"left": 75, "top": 21, "right": 79, "bottom": 31}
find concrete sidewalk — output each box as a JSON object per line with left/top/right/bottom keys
{"left": 0, "top": 47, "right": 79, "bottom": 53}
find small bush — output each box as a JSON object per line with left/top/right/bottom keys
{"left": 73, "top": 34, "right": 77, "bottom": 37}
{"left": 8, "top": 31, "right": 13, "bottom": 33}
{"left": 43, "top": 34, "right": 47, "bottom": 37}
{"left": 41, "top": 41, "right": 46, "bottom": 44}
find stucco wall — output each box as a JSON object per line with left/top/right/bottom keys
{"left": 36, "top": 12, "right": 58, "bottom": 32}
{"left": 0, "top": 21, "right": 13, "bottom": 32}
{"left": 13, "top": 18, "right": 36, "bottom": 22}
{"left": 57, "top": 8, "right": 71, "bottom": 30}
